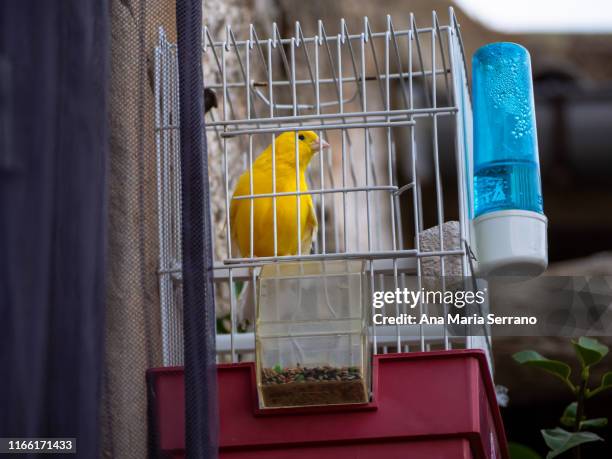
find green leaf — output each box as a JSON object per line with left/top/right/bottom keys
{"left": 580, "top": 417, "right": 608, "bottom": 429}
{"left": 273, "top": 364, "right": 283, "bottom": 373}
{"left": 588, "top": 371, "right": 612, "bottom": 399}
{"left": 572, "top": 337, "right": 608, "bottom": 368}
{"left": 513, "top": 351, "right": 573, "bottom": 389}
{"left": 508, "top": 442, "right": 543, "bottom": 459}
{"left": 559, "top": 403, "right": 605, "bottom": 429}
{"left": 560, "top": 402, "right": 577, "bottom": 427}
{"left": 541, "top": 428, "right": 603, "bottom": 459}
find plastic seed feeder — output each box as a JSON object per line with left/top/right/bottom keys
{"left": 256, "top": 260, "right": 370, "bottom": 409}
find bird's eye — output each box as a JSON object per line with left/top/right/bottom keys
{"left": 298, "top": 134, "right": 305, "bottom": 141}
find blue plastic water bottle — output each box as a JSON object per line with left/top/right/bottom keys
{"left": 472, "top": 43, "right": 543, "bottom": 218}
{"left": 471, "top": 43, "right": 547, "bottom": 276}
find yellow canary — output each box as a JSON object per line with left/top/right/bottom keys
{"left": 230, "top": 131, "right": 329, "bottom": 258}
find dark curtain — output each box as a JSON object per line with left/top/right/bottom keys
{"left": 0, "top": 1, "right": 109, "bottom": 458}
{"left": 176, "top": 0, "right": 219, "bottom": 457}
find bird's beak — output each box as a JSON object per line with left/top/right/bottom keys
{"left": 311, "top": 139, "right": 330, "bottom": 152}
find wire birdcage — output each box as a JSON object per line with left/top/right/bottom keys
{"left": 155, "top": 8, "right": 491, "bottom": 368}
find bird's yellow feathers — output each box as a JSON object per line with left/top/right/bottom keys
{"left": 229, "top": 131, "right": 329, "bottom": 258}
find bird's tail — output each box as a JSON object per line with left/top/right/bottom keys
{"left": 234, "top": 277, "right": 257, "bottom": 333}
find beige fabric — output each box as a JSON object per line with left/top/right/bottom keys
{"left": 102, "top": 1, "right": 175, "bottom": 457}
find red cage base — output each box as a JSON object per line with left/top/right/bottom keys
{"left": 147, "top": 349, "right": 509, "bottom": 458}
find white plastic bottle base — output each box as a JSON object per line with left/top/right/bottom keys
{"left": 472, "top": 209, "right": 548, "bottom": 277}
